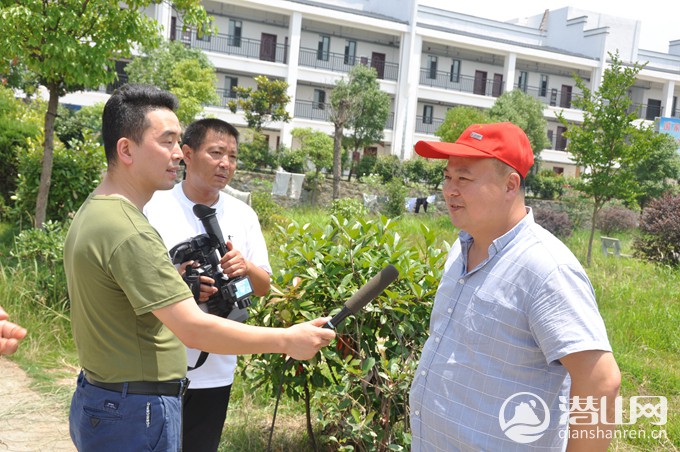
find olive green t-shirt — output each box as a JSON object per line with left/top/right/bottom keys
{"left": 64, "top": 195, "right": 193, "bottom": 382}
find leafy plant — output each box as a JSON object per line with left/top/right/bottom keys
{"left": 596, "top": 204, "right": 639, "bottom": 235}
{"left": 329, "top": 198, "right": 367, "bottom": 219}
{"left": 246, "top": 214, "right": 447, "bottom": 451}
{"left": 633, "top": 193, "right": 680, "bottom": 267}
{"left": 533, "top": 206, "right": 574, "bottom": 238}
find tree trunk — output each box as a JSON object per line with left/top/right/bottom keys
{"left": 34, "top": 88, "right": 60, "bottom": 229}
{"left": 332, "top": 124, "right": 344, "bottom": 200}
{"left": 303, "top": 379, "right": 318, "bottom": 452}
{"left": 586, "top": 201, "right": 602, "bottom": 267}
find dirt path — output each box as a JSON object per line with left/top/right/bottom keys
{"left": 0, "top": 358, "right": 75, "bottom": 452}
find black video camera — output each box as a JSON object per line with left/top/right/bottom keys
{"left": 169, "top": 204, "right": 253, "bottom": 322}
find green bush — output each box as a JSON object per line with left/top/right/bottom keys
{"left": 533, "top": 206, "right": 573, "bottom": 238}
{"left": 277, "top": 146, "right": 307, "bottom": 174}
{"left": 238, "top": 132, "right": 276, "bottom": 171}
{"left": 373, "top": 155, "right": 402, "bottom": 183}
{"left": 403, "top": 157, "right": 445, "bottom": 190}
{"left": 9, "top": 137, "right": 105, "bottom": 225}
{"left": 329, "top": 197, "right": 367, "bottom": 218}
{"left": 526, "top": 171, "right": 565, "bottom": 200}
{"left": 10, "top": 219, "right": 70, "bottom": 309}
{"left": 355, "top": 155, "right": 377, "bottom": 181}
{"left": 250, "top": 190, "right": 284, "bottom": 229}
{"left": 381, "top": 179, "right": 407, "bottom": 218}
{"left": 245, "top": 214, "right": 446, "bottom": 451}
{"left": 54, "top": 103, "right": 104, "bottom": 149}
{"left": 633, "top": 193, "right": 680, "bottom": 267}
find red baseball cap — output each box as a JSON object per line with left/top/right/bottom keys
{"left": 414, "top": 122, "right": 534, "bottom": 177}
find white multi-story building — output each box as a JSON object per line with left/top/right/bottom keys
{"left": 63, "top": 0, "right": 680, "bottom": 175}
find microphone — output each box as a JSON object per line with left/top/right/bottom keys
{"left": 323, "top": 264, "right": 399, "bottom": 330}
{"left": 193, "top": 204, "right": 229, "bottom": 256}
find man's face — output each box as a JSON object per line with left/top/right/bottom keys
{"left": 183, "top": 129, "right": 238, "bottom": 193}
{"left": 442, "top": 156, "right": 509, "bottom": 235}
{"left": 130, "top": 108, "right": 183, "bottom": 192}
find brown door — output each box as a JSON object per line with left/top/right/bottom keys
{"left": 474, "top": 70, "right": 487, "bottom": 95}
{"left": 560, "top": 85, "right": 573, "bottom": 108}
{"left": 371, "top": 52, "right": 386, "bottom": 79}
{"left": 492, "top": 73, "right": 503, "bottom": 97}
{"left": 260, "top": 33, "right": 277, "bottom": 62}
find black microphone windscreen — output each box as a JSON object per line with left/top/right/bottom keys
{"left": 344, "top": 264, "right": 399, "bottom": 314}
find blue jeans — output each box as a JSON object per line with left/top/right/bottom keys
{"left": 69, "top": 371, "right": 182, "bottom": 452}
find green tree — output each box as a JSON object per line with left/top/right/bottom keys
{"left": 342, "top": 65, "right": 391, "bottom": 182}
{"left": 0, "top": 0, "right": 208, "bottom": 228}
{"left": 488, "top": 89, "right": 550, "bottom": 169}
{"left": 291, "top": 128, "right": 333, "bottom": 204}
{"left": 632, "top": 132, "right": 680, "bottom": 208}
{"left": 228, "top": 75, "right": 290, "bottom": 132}
{"left": 435, "top": 105, "right": 489, "bottom": 143}
{"left": 330, "top": 65, "right": 389, "bottom": 198}
{"left": 55, "top": 103, "right": 105, "bottom": 148}
{"left": 557, "top": 52, "right": 652, "bottom": 265}
{"left": 125, "top": 40, "right": 218, "bottom": 125}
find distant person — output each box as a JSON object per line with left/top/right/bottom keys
{"left": 0, "top": 306, "right": 27, "bottom": 355}
{"left": 409, "top": 122, "right": 620, "bottom": 451}
{"left": 64, "top": 84, "right": 335, "bottom": 452}
{"left": 145, "top": 118, "right": 271, "bottom": 452}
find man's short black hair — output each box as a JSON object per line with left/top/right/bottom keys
{"left": 182, "top": 118, "right": 239, "bottom": 151}
{"left": 102, "top": 84, "right": 179, "bottom": 166}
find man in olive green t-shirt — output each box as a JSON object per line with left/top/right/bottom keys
{"left": 64, "top": 84, "right": 335, "bottom": 452}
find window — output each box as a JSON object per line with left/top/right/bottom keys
{"left": 317, "top": 35, "right": 330, "bottom": 61}
{"left": 450, "top": 59, "right": 461, "bottom": 83}
{"left": 518, "top": 71, "right": 528, "bottom": 92}
{"left": 228, "top": 19, "right": 242, "bottom": 47}
{"left": 428, "top": 55, "right": 438, "bottom": 80}
{"left": 344, "top": 40, "right": 356, "bottom": 65}
{"left": 646, "top": 99, "right": 662, "bottom": 120}
{"left": 313, "top": 89, "right": 326, "bottom": 110}
{"left": 556, "top": 126, "right": 567, "bottom": 151}
{"left": 423, "top": 105, "right": 433, "bottom": 124}
{"left": 547, "top": 130, "right": 554, "bottom": 148}
{"left": 225, "top": 76, "right": 238, "bottom": 98}
{"left": 540, "top": 74, "right": 549, "bottom": 97}
{"left": 553, "top": 167, "right": 564, "bottom": 175}
{"left": 673, "top": 96, "right": 678, "bottom": 117}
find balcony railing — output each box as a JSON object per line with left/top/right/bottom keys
{"left": 175, "top": 27, "right": 288, "bottom": 64}
{"left": 210, "top": 88, "right": 238, "bottom": 109}
{"left": 298, "top": 48, "right": 399, "bottom": 81}
{"left": 420, "top": 69, "right": 504, "bottom": 97}
{"left": 415, "top": 115, "right": 444, "bottom": 135}
{"left": 294, "top": 100, "right": 395, "bottom": 130}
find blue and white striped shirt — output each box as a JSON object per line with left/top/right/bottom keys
{"left": 410, "top": 208, "right": 611, "bottom": 451}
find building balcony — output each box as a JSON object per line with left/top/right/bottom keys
{"left": 419, "top": 69, "right": 504, "bottom": 98}
{"left": 298, "top": 48, "right": 399, "bottom": 81}
{"left": 415, "top": 115, "right": 444, "bottom": 135}
{"left": 294, "top": 100, "right": 395, "bottom": 130}
{"left": 175, "top": 28, "right": 288, "bottom": 64}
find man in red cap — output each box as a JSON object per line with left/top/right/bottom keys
{"left": 409, "top": 123, "right": 620, "bottom": 451}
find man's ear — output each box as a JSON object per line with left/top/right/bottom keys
{"left": 181, "top": 144, "right": 193, "bottom": 166}
{"left": 506, "top": 172, "right": 521, "bottom": 194}
{"left": 117, "top": 137, "right": 134, "bottom": 166}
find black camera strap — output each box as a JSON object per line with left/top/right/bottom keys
{"left": 188, "top": 351, "right": 210, "bottom": 371}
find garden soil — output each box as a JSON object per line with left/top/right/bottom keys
{"left": 0, "top": 358, "right": 75, "bottom": 452}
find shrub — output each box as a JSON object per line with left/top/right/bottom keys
{"left": 237, "top": 132, "right": 276, "bottom": 171}
{"left": 246, "top": 215, "right": 447, "bottom": 451}
{"left": 633, "top": 193, "right": 680, "bottom": 267}
{"left": 596, "top": 204, "right": 638, "bottom": 235}
{"left": 381, "top": 179, "right": 407, "bottom": 218}
{"left": 250, "top": 190, "right": 284, "bottom": 229}
{"left": 373, "top": 155, "right": 402, "bottom": 183}
{"left": 10, "top": 219, "right": 70, "bottom": 309}
{"left": 10, "top": 137, "right": 105, "bottom": 225}
{"left": 355, "top": 155, "right": 377, "bottom": 180}
{"left": 329, "top": 197, "right": 367, "bottom": 218}
{"left": 276, "top": 146, "right": 307, "bottom": 174}
{"left": 526, "top": 171, "right": 565, "bottom": 200}
{"left": 533, "top": 207, "right": 573, "bottom": 238}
